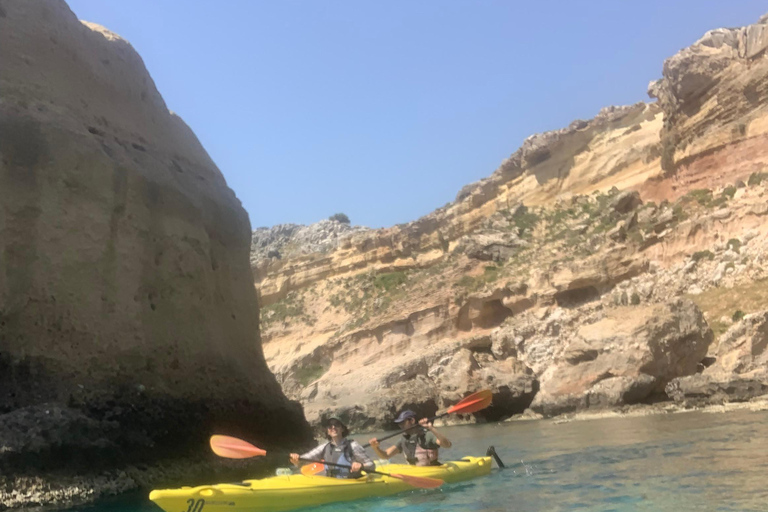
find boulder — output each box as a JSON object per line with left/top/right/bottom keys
{"left": 530, "top": 299, "right": 713, "bottom": 416}
{"left": 711, "top": 312, "right": 768, "bottom": 374}
{"left": 666, "top": 371, "right": 768, "bottom": 406}
{"left": 666, "top": 311, "right": 768, "bottom": 405}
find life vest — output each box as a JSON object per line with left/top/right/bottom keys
{"left": 321, "top": 439, "right": 356, "bottom": 478}
{"left": 400, "top": 431, "right": 440, "bottom": 466}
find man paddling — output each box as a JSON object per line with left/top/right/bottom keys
{"left": 369, "top": 409, "right": 452, "bottom": 466}
{"left": 289, "top": 416, "right": 375, "bottom": 478}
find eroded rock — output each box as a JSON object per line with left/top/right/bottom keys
{"left": 530, "top": 299, "right": 712, "bottom": 416}
{"left": 666, "top": 312, "right": 768, "bottom": 406}
{"left": 0, "top": 0, "right": 312, "bottom": 502}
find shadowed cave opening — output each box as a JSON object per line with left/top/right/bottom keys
{"left": 457, "top": 299, "right": 513, "bottom": 331}
{"left": 554, "top": 286, "right": 600, "bottom": 308}
{"left": 473, "top": 383, "right": 540, "bottom": 422}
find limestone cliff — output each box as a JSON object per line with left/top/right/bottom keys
{"left": 648, "top": 14, "right": 768, "bottom": 197}
{"left": 0, "top": 0, "right": 312, "bottom": 507}
{"left": 256, "top": 13, "right": 768, "bottom": 430}
{"left": 256, "top": 102, "right": 663, "bottom": 306}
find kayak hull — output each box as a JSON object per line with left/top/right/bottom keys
{"left": 149, "top": 456, "right": 492, "bottom": 512}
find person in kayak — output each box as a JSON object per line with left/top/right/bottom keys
{"left": 368, "top": 409, "right": 452, "bottom": 466}
{"left": 289, "top": 416, "right": 375, "bottom": 478}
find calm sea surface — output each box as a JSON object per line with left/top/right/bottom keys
{"left": 69, "top": 409, "right": 768, "bottom": 512}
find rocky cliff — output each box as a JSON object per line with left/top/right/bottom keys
{"left": 649, "top": 15, "right": 768, "bottom": 196}
{"left": 255, "top": 13, "right": 768, "bottom": 431}
{"left": 0, "top": 0, "right": 312, "bottom": 508}
{"left": 254, "top": 102, "right": 663, "bottom": 306}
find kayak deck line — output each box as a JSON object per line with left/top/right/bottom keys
{"left": 149, "top": 456, "right": 492, "bottom": 512}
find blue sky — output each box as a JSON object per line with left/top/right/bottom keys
{"left": 66, "top": 1, "right": 766, "bottom": 229}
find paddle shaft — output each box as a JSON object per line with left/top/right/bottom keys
{"left": 299, "top": 458, "right": 386, "bottom": 477}
{"left": 362, "top": 411, "right": 449, "bottom": 448}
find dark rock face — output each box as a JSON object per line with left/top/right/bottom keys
{"left": 0, "top": 0, "right": 312, "bottom": 502}
{"left": 665, "top": 373, "right": 768, "bottom": 406}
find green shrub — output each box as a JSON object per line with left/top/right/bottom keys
{"left": 483, "top": 266, "right": 500, "bottom": 283}
{"left": 691, "top": 250, "right": 715, "bottom": 262}
{"left": 261, "top": 292, "right": 313, "bottom": 329}
{"left": 454, "top": 275, "right": 478, "bottom": 288}
{"left": 672, "top": 203, "right": 687, "bottom": 221}
{"left": 329, "top": 212, "right": 351, "bottom": 224}
{"left": 513, "top": 211, "right": 540, "bottom": 236}
{"left": 711, "top": 195, "right": 728, "bottom": 208}
{"left": 726, "top": 239, "right": 741, "bottom": 253}
{"left": 630, "top": 292, "right": 641, "bottom": 305}
{"left": 722, "top": 186, "right": 737, "bottom": 199}
{"left": 373, "top": 271, "right": 407, "bottom": 292}
{"left": 683, "top": 189, "right": 714, "bottom": 206}
{"left": 748, "top": 172, "right": 768, "bottom": 186}
{"left": 732, "top": 310, "right": 745, "bottom": 322}
{"left": 294, "top": 364, "right": 328, "bottom": 386}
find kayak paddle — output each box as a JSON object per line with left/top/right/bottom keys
{"left": 210, "top": 435, "right": 267, "bottom": 458}
{"left": 210, "top": 435, "right": 443, "bottom": 489}
{"left": 299, "top": 460, "right": 444, "bottom": 489}
{"left": 363, "top": 389, "right": 493, "bottom": 447}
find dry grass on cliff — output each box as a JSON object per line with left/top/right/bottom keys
{"left": 687, "top": 278, "right": 768, "bottom": 338}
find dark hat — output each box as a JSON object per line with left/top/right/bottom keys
{"left": 394, "top": 410, "right": 417, "bottom": 423}
{"left": 324, "top": 415, "right": 346, "bottom": 427}
{"left": 323, "top": 415, "right": 349, "bottom": 438}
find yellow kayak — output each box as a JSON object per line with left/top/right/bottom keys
{"left": 149, "top": 456, "right": 492, "bottom": 512}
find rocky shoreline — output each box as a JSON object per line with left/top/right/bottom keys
{"left": 0, "top": 454, "right": 276, "bottom": 511}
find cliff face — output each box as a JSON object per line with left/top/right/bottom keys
{"left": 256, "top": 102, "right": 663, "bottom": 306}
{"left": 256, "top": 13, "right": 768, "bottom": 430}
{"left": 648, "top": 15, "right": 768, "bottom": 197}
{"left": 0, "top": 0, "right": 312, "bottom": 506}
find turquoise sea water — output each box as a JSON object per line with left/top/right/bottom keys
{"left": 71, "top": 409, "right": 768, "bottom": 512}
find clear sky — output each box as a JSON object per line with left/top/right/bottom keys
{"left": 66, "top": 1, "right": 766, "bottom": 229}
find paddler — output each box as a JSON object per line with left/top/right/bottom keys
{"left": 289, "top": 416, "right": 375, "bottom": 478}
{"left": 369, "top": 409, "right": 452, "bottom": 466}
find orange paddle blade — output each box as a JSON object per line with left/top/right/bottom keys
{"left": 210, "top": 435, "right": 267, "bottom": 459}
{"left": 446, "top": 389, "right": 493, "bottom": 415}
{"left": 387, "top": 473, "right": 444, "bottom": 489}
{"left": 300, "top": 462, "right": 326, "bottom": 476}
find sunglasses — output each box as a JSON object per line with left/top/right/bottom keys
{"left": 327, "top": 422, "right": 343, "bottom": 429}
